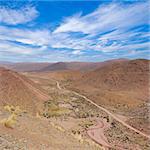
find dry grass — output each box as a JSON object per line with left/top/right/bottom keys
{"left": 50, "top": 122, "right": 65, "bottom": 132}
{"left": 0, "top": 105, "right": 21, "bottom": 128}
{"left": 4, "top": 105, "right": 21, "bottom": 115}
{"left": 1, "top": 114, "right": 17, "bottom": 128}
{"left": 43, "top": 101, "right": 70, "bottom": 118}
{"left": 43, "top": 107, "right": 70, "bottom": 117}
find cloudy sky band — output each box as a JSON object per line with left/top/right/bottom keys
{"left": 0, "top": 0, "right": 149, "bottom": 62}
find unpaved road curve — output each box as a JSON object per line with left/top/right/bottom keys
{"left": 87, "top": 119, "right": 111, "bottom": 148}
{"left": 55, "top": 81, "right": 150, "bottom": 139}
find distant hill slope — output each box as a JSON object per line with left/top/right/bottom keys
{"left": 0, "top": 67, "right": 49, "bottom": 114}
{"left": 81, "top": 59, "right": 149, "bottom": 90}
{"left": 67, "top": 59, "right": 149, "bottom": 111}
{"left": 40, "top": 62, "right": 68, "bottom": 72}
{"left": 1, "top": 58, "right": 128, "bottom": 72}
{"left": 40, "top": 59, "right": 128, "bottom": 72}
{"left": 1, "top": 63, "right": 52, "bottom": 72}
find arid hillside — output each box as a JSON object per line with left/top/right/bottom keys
{"left": 1, "top": 62, "right": 52, "bottom": 72}
{"left": 0, "top": 61, "right": 149, "bottom": 149}
{"left": 0, "top": 67, "right": 49, "bottom": 114}
{"left": 66, "top": 59, "right": 149, "bottom": 112}
{"left": 61, "top": 59, "right": 149, "bottom": 134}
{"left": 80, "top": 59, "right": 149, "bottom": 91}
{"left": 40, "top": 59, "right": 128, "bottom": 72}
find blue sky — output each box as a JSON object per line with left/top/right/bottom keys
{"left": 0, "top": 0, "right": 149, "bottom": 62}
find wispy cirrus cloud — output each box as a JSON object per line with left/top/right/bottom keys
{"left": 0, "top": 1, "right": 149, "bottom": 62}
{"left": 54, "top": 3, "right": 148, "bottom": 34}
{"left": 0, "top": 5, "right": 38, "bottom": 25}
{"left": 52, "top": 2, "right": 149, "bottom": 55}
{"left": 0, "top": 40, "right": 45, "bottom": 55}
{"left": 0, "top": 25, "right": 50, "bottom": 54}
{"left": 0, "top": 25, "right": 50, "bottom": 46}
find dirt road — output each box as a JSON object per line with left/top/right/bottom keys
{"left": 55, "top": 81, "right": 150, "bottom": 139}
{"left": 87, "top": 119, "right": 111, "bottom": 148}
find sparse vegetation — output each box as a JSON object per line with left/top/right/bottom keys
{"left": 4, "top": 105, "right": 21, "bottom": 115}
{"left": 0, "top": 105, "right": 21, "bottom": 128}
{"left": 50, "top": 122, "right": 65, "bottom": 132}
{"left": 1, "top": 113, "right": 17, "bottom": 128}
{"left": 43, "top": 100, "right": 70, "bottom": 118}
{"left": 79, "top": 120, "right": 94, "bottom": 129}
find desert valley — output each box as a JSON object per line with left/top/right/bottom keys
{"left": 0, "top": 1, "right": 149, "bottom": 149}
{"left": 0, "top": 58, "right": 149, "bottom": 150}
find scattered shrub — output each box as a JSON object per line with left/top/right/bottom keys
{"left": 43, "top": 100, "right": 70, "bottom": 118}
{"left": 1, "top": 105, "right": 21, "bottom": 128}
{"left": 1, "top": 114, "right": 17, "bottom": 128}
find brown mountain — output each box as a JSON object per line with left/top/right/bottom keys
{"left": 40, "top": 59, "right": 128, "bottom": 72}
{"left": 81, "top": 59, "right": 149, "bottom": 90}
{"left": 67, "top": 59, "right": 149, "bottom": 112}
{"left": 40, "top": 62, "right": 68, "bottom": 72}
{"left": 0, "top": 58, "right": 128, "bottom": 72}
{"left": 1, "top": 62, "right": 52, "bottom": 72}
{"left": 0, "top": 67, "right": 49, "bottom": 114}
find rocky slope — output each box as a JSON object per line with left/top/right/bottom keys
{"left": 67, "top": 59, "right": 149, "bottom": 111}
{"left": 0, "top": 67, "right": 49, "bottom": 114}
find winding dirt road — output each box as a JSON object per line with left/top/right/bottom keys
{"left": 55, "top": 81, "right": 150, "bottom": 139}
{"left": 87, "top": 119, "right": 111, "bottom": 148}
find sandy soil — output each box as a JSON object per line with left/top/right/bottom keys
{"left": 0, "top": 112, "right": 100, "bottom": 150}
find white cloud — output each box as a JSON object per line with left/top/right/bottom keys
{"left": 0, "top": 2, "right": 149, "bottom": 61}
{"left": 0, "top": 26, "right": 50, "bottom": 47}
{"left": 0, "top": 6, "right": 38, "bottom": 25}
{"left": 0, "top": 26, "right": 49, "bottom": 55}
{"left": 0, "top": 40, "right": 46, "bottom": 55}
{"left": 48, "top": 32, "right": 92, "bottom": 51}
{"left": 72, "top": 50, "right": 83, "bottom": 55}
{"left": 52, "top": 2, "right": 149, "bottom": 54}
{"left": 54, "top": 3, "right": 148, "bottom": 34}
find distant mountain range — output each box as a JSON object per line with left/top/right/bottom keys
{"left": 0, "top": 58, "right": 129, "bottom": 72}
